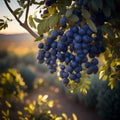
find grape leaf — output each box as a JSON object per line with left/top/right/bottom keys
{"left": 29, "top": 15, "right": 36, "bottom": 29}
{"left": 59, "top": 0, "right": 72, "bottom": 6}
{"left": 13, "top": 8, "right": 22, "bottom": 15}
{"left": 103, "top": 6, "right": 111, "bottom": 17}
{"left": 37, "top": 20, "right": 45, "bottom": 35}
{"left": 82, "top": 8, "right": 91, "bottom": 19}
{"left": 48, "top": 14, "right": 59, "bottom": 28}
{"left": 106, "top": 0, "right": 115, "bottom": 10}
{"left": 37, "top": 19, "right": 49, "bottom": 34}
{"left": 96, "top": 0, "right": 103, "bottom": 9}
{"left": 87, "top": 19, "right": 97, "bottom": 33}
{"left": 91, "top": 0, "right": 98, "bottom": 11}
{"left": 69, "top": 14, "right": 79, "bottom": 23}
{"left": 65, "top": 9, "right": 73, "bottom": 18}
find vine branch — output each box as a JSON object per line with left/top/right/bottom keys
{"left": 24, "top": 0, "right": 30, "bottom": 24}
{"left": 3, "top": 0, "right": 39, "bottom": 38}
{"left": 4, "top": 0, "right": 23, "bottom": 25}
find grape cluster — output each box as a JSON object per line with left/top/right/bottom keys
{"left": 37, "top": 16, "right": 105, "bottom": 85}
{"left": 37, "top": 0, "right": 105, "bottom": 85}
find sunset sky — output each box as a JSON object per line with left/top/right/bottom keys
{"left": 0, "top": 0, "right": 36, "bottom": 34}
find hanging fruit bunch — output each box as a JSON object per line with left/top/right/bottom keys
{"left": 35, "top": 0, "right": 118, "bottom": 91}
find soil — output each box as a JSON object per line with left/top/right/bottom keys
{"left": 26, "top": 84, "right": 102, "bottom": 120}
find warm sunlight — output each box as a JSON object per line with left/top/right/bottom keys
{"left": 0, "top": 0, "right": 36, "bottom": 34}
{"left": 0, "top": 22, "right": 28, "bottom": 34}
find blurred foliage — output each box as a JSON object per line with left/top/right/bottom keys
{"left": 21, "top": 53, "right": 36, "bottom": 65}
{"left": 99, "top": 22, "right": 120, "bottom": 89}
{"left": 0, "top": 51, "right": 20, "bottom": 73}
{"left": 0, "top": 91, "right": 78, "bottom": 120}
{"left": 18, "top": 65, "right": 36, "bottom": 90}
{"left": 35, "top": 63, "right": 49, "bottom": 73}
{"left": 0, "top": 68, "right": 26, "bottom": 101}
{"left": 77, "top": 74, "right": 103, "bottom": 108}
{"left": 97, "top": 80, "right": 120, "bottom": 120}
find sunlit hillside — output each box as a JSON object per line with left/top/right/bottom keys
{"left": 0, "top": 33, "right": 38, "bottom": 56}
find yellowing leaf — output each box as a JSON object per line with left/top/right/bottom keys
{"left": 48, "top": 6, "right": 57, "bottom": 14}
{"left": 48, "top": 100, "right": 54, "bottom": 108}
{"left": 17, "top": 111, "right": 23, "bottom": 115}
{"left": 102, "top": 75, "right": 108, "bottom": 81}
{"left": 5, "top": 101, "right": 12, "bottom": 108}
{"left": 62, "top": 113, "right": 68, "bottom": 120}
{"left": 108, "top": 81, "right": 114, "bottom": 89}
{"left": 42, "top": 95, "right": 48, "bottom": 102}
{"left": 99, "top": 70, "right": 105, "bottom": 79}
{"left": 55, "top": 117, "right": 62, "bottom": 120}
{"left": 72, "top": 113, "right": 78, "bottom": 120}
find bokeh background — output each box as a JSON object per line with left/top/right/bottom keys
{"left": 1, "top": 1, "right": 120, "bottom": 120}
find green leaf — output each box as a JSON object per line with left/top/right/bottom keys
{"left": 13, "top": 8, "right": 22, "bottom": 15}
{"left": 3, "top": 23, "right": 8, "bottom": 29}
{"left": 69, "top": 14, "right": 79, "bottom": 23}
{"left": 0, "top": 19, "right": 4, "bottom": 23}
{"left": 37, "top": 20, "right": 44, "bottom": 35}
{"left": 96, "top": 0, "right": 103, "bottom": 9}
{"left": 65, "top": 9, "right": 73, "bottom": 18}
{"left": 58, "top": 6, "right": 66, "bottom": 14}
{"left": 37, "top": 20, "right": 49, "bottom": 35}
{"left": 82, "top": 8, "right": 91, "bottom": 19}
{"left": 90, "top": 1, "right": 98, "bottom": 11}
{"left": 101, "top": 25, "right": 115, "bottom": 39}
{"left": 18, "top": 10, "right": 24, "bottom": 18}
{"left": 29, "top": 15, "right": 36, "bottom": 29}
{"left": 17, "top": 0, "right": 25, "bottom": 7}
{"left": 33, "top": 1, "right": 44, "bottom": 6}
{"left": 86, "top": 19, "right": 97, "bottom": 33}
{"left": 0, "top": 19, "right": 4, "bottom": 27}
{"left": 106, "top": 0, "right": 115, "bottom": 10}
{"left": 33, "top": 18, "right": 41, "bottom": 23}
{"left": 48, "top": 14, "right": 59, "bottom": 28}
{"left": 0, "top": 22, "right": 4, "bottom": 26}
{"left": 3, "top": 16, "right": 12, "bottom": 21}
{"left": 0, "top": 21, "right": 8, "bottom": 30}
{"left": 59, "top": 0, "right": 72, "bottom": 6}
{"left": 103, "top": 6, "right": 111, "bottom": 17}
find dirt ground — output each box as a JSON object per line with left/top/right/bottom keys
{"left": 26, "top": 84, "right": 102, "bottom": 120}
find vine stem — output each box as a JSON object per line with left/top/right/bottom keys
{"left": 3, "top": 0, "right": 39, "bottom": 38}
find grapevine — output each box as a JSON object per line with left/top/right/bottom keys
{"left": 37, "top": 0, "right": 106, "bottom": 86}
